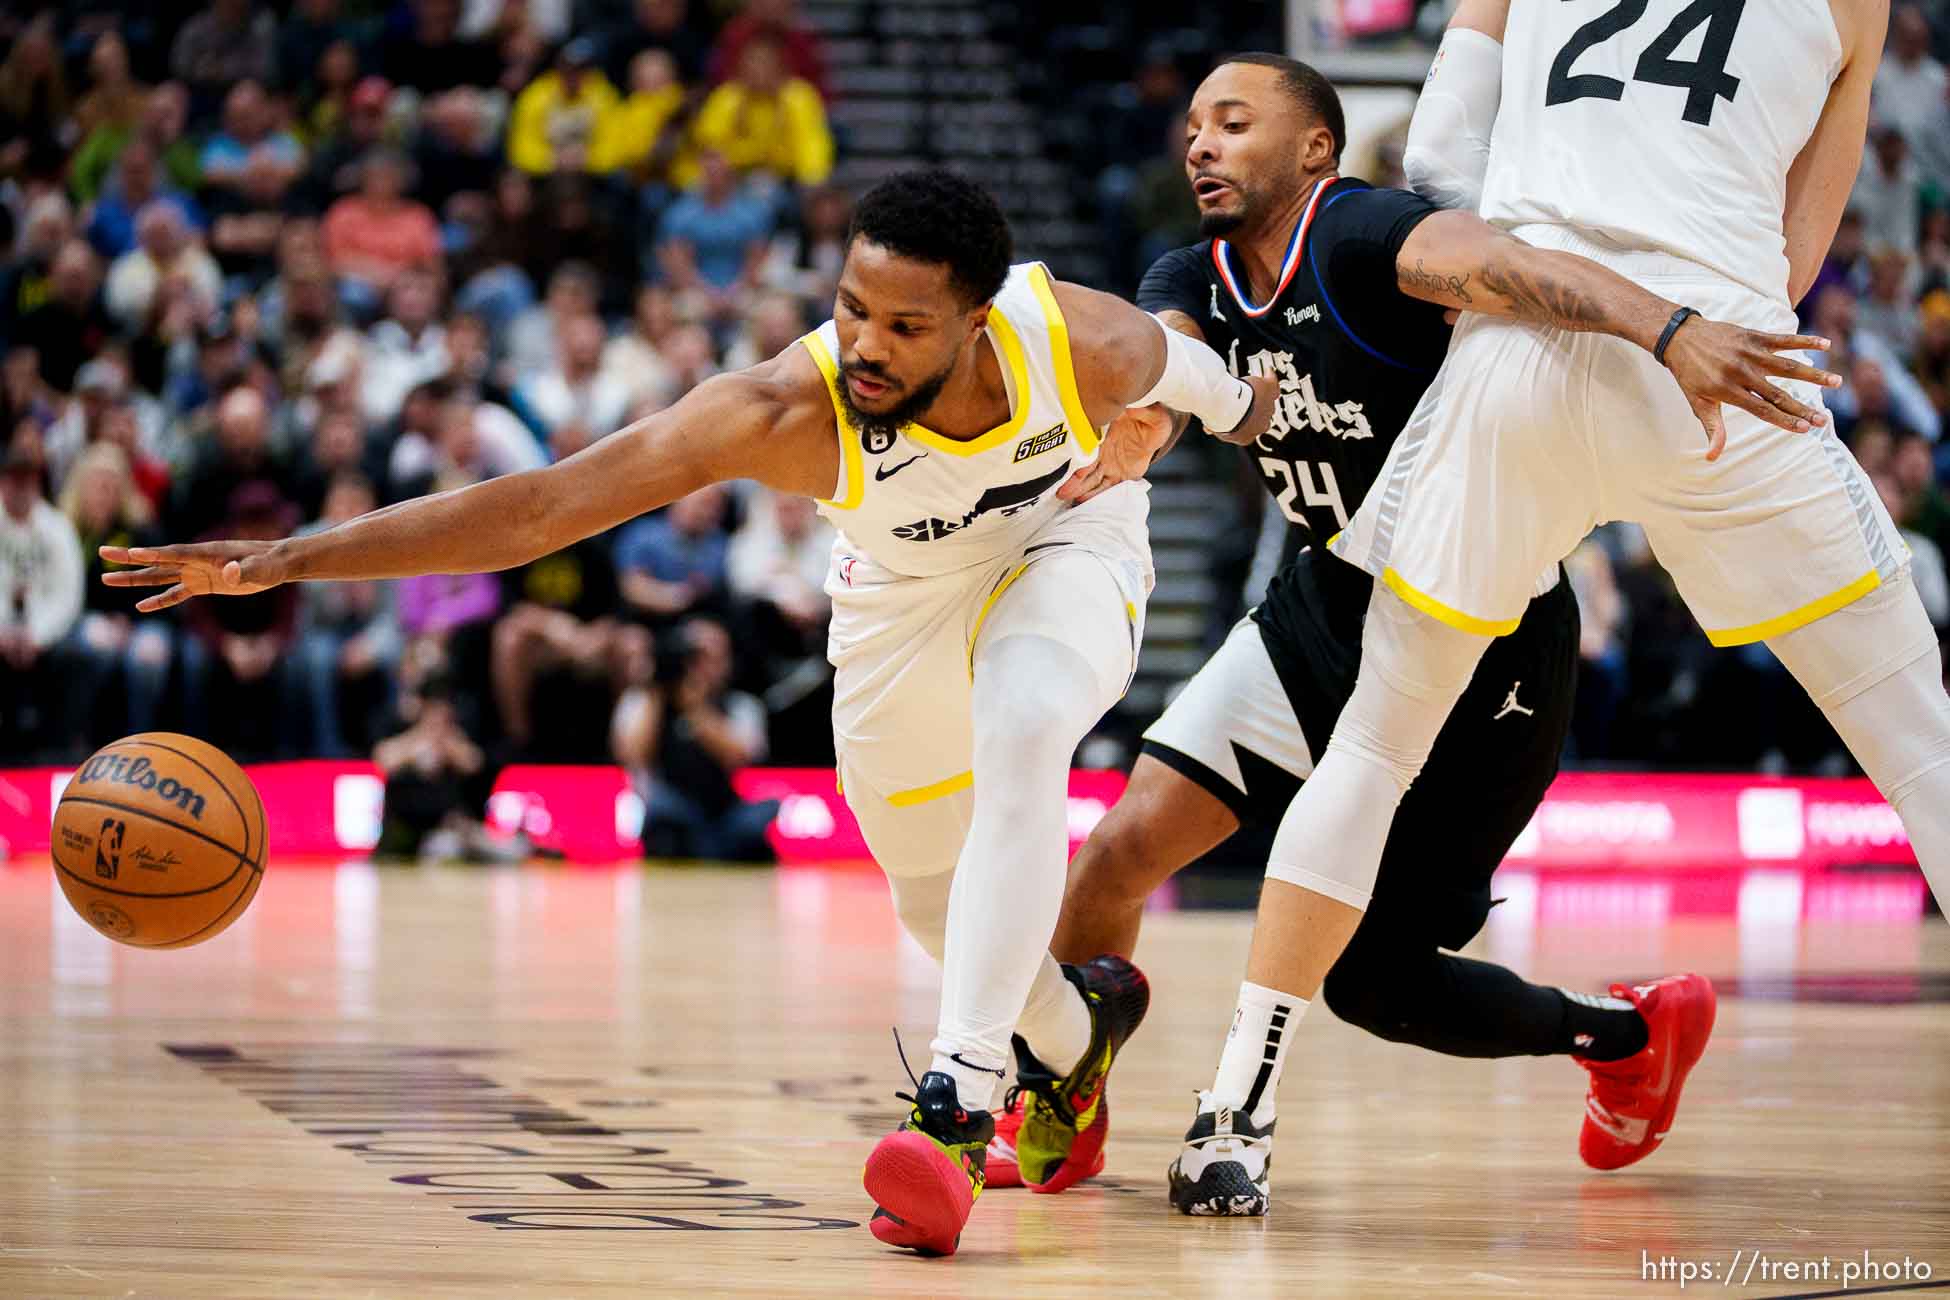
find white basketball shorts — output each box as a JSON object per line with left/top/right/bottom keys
{"left": 1331, "top": 226, "right": 1908, "bottom": 646}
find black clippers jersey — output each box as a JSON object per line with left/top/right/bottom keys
{"left": 1141, "top": 178, "right": 1461, "bottom": 723}
{"left": 1142, "top": 178, "right": 1577, "bottom": 762}
{"left": 1138, "top": 176, "right": 1451, "bottom": 551}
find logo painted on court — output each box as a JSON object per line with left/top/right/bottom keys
{"left": 162, "top": 1044, "right": 860, "bottom": 1233}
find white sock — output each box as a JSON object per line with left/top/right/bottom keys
{"left": 1210, "top": 980, "right": 1309, "bottom": 1128}
{"left": 1014, "top": 955, "right": 1093, "bottom": 1077}
{"left": 930, "top": 1048, "right": 1008, "bottom": 1110}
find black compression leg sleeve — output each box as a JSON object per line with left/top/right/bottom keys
{"left": 1321, "top": 913, "right": 1647, "bottom": 1060}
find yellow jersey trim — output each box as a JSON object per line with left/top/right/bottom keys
{"left": 1379, "top": 566, "right": 1520, "bottom": 637}
{"left": 967, "top": 562, "right": 1030, "bottom": 677}
{"left": 900, "top": 307, "right": 1034, "bottom": 456}
{"left": 1027, "top": 264, "right": 1102, "bottom": 456}
{"left": 1704, "top": 569, "right": 1882, "bottom": 647}
{"left": 800, "top": 332, "right": 863, "bottom": 510}
{"left": 888, "top": 769, "right": 974, "bottom": 807}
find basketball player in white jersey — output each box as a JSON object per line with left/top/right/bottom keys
{"left": 104, "top": 170, "right": 1291, "bottom": 1257}
{"left": 1173, "top": 0, "right": 1950, "bottom": 1209}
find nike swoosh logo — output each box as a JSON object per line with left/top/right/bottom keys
{"left": 876, "top": 453, "right": 926, "bottom": 480}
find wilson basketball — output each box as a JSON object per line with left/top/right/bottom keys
{"left": 50, "top": 733, "right": 266, "bottom": 948}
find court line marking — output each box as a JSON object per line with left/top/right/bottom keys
{"left": 1762, "top": 1279, "right": 1950, "bottom": 1299}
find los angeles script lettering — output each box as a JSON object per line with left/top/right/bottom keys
{"left": 163, "top": 1043, "right": 858, "bottom": 1231}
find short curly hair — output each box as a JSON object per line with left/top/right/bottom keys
{"left": 846, "top": 169, "right": 1014, "bottom": 307}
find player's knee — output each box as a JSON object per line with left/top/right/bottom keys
{"left": 887, "top": 871, "right": 953, "bottom": 961}
{"left": 1069, "top": 806, "right": 1153, "bottom": 910}
{"left": 972, "top": 645, "right": 1096, "bottom": 761}
{"left": 1320, "top": 938, "right": 1416, "bottom": 1041}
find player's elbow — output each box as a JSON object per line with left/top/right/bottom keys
{"left": 1402, "top": 146, "right": 1483, "bottom": 213}
{"left": 1787, "top": 262, "right": 1821, "bottom": 312}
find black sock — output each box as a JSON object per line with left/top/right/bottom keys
{"left": 1557, "top": 989, "right": 1649, "bottom": 1061}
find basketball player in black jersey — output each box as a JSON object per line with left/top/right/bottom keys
{"left": 991, "top": 53, "right": 1834, "bottom": 1214}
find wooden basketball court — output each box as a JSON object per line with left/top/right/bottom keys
{"left": 3, "top": 858, "right": 1946, "bottom": 1298}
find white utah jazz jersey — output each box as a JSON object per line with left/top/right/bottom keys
{"left": 799, "top": 262, "right": 1107, "bottom": 579}
{"left": 1481, "top": 0, "right": 1842, "bottom": 304}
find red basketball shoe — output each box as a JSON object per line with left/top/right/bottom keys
{"left": 1008, "top": 954, "right": 1148, "bottom": 1194}
{"left": 982, "top": 1086, "right": 1108, "bottom": 1190}
{"left": 1576, "top": 974, "right": 1717, "bottom": 1171}
{"left": 864, "top": 1070, "right": 992, "bottom": 1257}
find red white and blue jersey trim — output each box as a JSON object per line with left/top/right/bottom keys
{"left": 1211, "top": 175, "right": 1341, "bottom": 317}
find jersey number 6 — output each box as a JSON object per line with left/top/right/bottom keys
{"left": 1546, "top": 0, "right": 1746, "bottom": 127}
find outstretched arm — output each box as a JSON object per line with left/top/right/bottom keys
{"left": 105, "top": 348, "right": 840, "bottom": 611}
{"left": 1393, "top": 210, "right": 1842, "bottom": 459}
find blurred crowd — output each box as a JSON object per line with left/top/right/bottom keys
{"left": 10, "top": 0, "right": 1950, "bottom": 855}
{"left": 0, "top": 0, "right": 842, "bottom": 857}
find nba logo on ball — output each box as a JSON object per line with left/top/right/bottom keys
{"left": 52, "top": 733, "right": 267, "bottom": 948}
{"left": 94, "top": 818, "right": 124, "bottom": 879}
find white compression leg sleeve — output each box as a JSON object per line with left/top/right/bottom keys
{"left": 889, "top": 864, "right": 1090, "bottom": 1074}
{"left": 930, "top": 554, "right": 1132, "bottom": 1107}
{"left": 1765, "top": 572, "right": 1950, "bottom": 907}
{"left": 1266, "top": 582, "right": 1491, "bottom": 908}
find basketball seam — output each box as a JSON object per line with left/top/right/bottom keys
{"left": 103, "top": 736, "right": 255, "bottom": 864}
{"left": 50, "top": 844, "right": 250, "bottom": 900}
{"left": 56, "top": 794, "right": 263, "bottom": 877}
{"left": 122, "top": 874, "right": 261, "bottom": 947}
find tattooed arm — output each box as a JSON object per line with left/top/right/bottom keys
{"left": 1394, "top": 209, "right": 1842, "bottom": 456}
{"left": 1395, "top": 210, "right": 1682, "bottom": 343}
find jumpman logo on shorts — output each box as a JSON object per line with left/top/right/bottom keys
{"left": 1494, "top": 681, "right": 1534, "bottom": 721}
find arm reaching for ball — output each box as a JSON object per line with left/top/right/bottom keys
{"left": 103, "top": 348, "right": 841, "bottom": 610}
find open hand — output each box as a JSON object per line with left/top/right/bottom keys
{"left": 100, "top": 541, "right": 289, "bottom": 613}
{"left": 1660, "top": 319, "right": 1839, "bottom": 461}
{"left": 1059, "top": 403, "right": 1176, "bottom": 505}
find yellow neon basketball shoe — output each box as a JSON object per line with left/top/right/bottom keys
{"left": 1007, "top": 954, "right": 1150, "bottom": 1194}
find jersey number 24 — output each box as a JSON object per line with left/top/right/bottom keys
{"left": 1260, "top": 457, "right": 1349, "bottom": 531}
{"left": 1546, "top": 0, "right": 1745, "bottom": 126}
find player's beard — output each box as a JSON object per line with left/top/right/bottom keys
{"left": 1197, "top": 164, "right": 1304, "bottom": 240}
{"left": 1198, "top": 197, "right": 1248, "bottom": 239}
{"left": 837, "top": 355, "right": 956, "bottom": 442}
